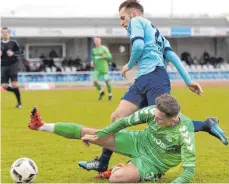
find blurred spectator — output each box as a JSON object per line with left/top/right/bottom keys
{"left": 61, "top": 57, "right": 69, "bottom": 67}
{"left": 110, "top": 62, "right": 118, "bottom": 71}
{"left": 42, "top": 57, "right": 50, "bottom": 68}
{"left": 22, "top": 58, "right": 31, "bottom": 72}
{"left": 85, "top": 63, "right": 91, "bottom": 71}
{"left": 199, "top": 51, "right": 210, "bottom": 65}
{"left": 49, "top": 57, "right": 61, "bottom": 72}
{"left": 217, "top": 57, "right": 224, "bottom": 65}
{"left": 40, "top": 56, "right": 61, "bottom": 72}
{"left": 181, "top": 52, "right": 193, "bottom": 65}
{"left": 47, "top": 57, "right": 56, "bottom": 68}
{"left": 72, "top": 57, "right": 82, "bottom": 67}
{"left": 209, "top": 57, "right": 216, "bottom": 66}
{"left": 80, "top": 62, "right": 87, "bottom": 71}
{"left": 49, "top": 50, "right": 58, "bottom": 58}
{"left": 209, "top": 57, "right": 224, "bottom": 68}
{"left": 67, "top": 57, "right": 74, "bottom": 67}
{"left": 61, "top": 57, "right": 84, "bottom": 71}
{"left": 199, "top": 51, "right": 224, "bottom": 67}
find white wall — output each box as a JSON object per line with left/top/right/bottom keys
{"left": 66, "top": 38, "right": 88, "bottom": 61}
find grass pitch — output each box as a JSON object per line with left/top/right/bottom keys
{"left": 1, "top": 86, "right": 229, "bottom": 183}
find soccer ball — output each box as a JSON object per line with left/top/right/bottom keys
{"left": 10, "top": 158, "right": 38, "bottom": 183}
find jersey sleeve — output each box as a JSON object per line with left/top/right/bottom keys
{"left": 128, "top": 18, "right": 144, "bottom": 45}
{"left": 164, "top": 50, "right": 192, "bottom": 85}
{"left": 163, "top": 34, "right": 192, "bottom": 86}
{"left": 12, "top": 40, "right": 24, "bottom": 57}
{"left": 102, "top": 46, "right": 112, "bottom": 61}
{"left": 127, "top": 39, "right": 144, "bottom": 69}
{"left": 162, "top": 36, "right": 173, "bottom": 52}
{"left": 13, "top": 40, "right": 20, "bottom": 53}
{"left": 127, "top": 18, "right": 145, "bottom": 69}
{"left": 172, "top": 120, "right": 196, "bottom": 183}
{"left": 96, "top": 107, "right": 154, "bottom": 139}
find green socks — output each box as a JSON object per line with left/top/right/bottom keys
{"left": 54, "top": 123, "right": 84, "bottom": 139}
{"left": 105, "top": 81, "right": 112, "bottom": 94}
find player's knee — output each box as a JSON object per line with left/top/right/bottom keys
{"left": 109, "top": 172, "right": 125, "bottom": 183}
{"left": 109, "top": 171, "right": 136, "bottom": 183}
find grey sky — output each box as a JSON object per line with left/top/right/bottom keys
{"left": 1, "top": 0, "right": 229, "bottom": 17}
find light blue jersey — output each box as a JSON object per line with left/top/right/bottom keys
{"left": 127, "top": 16, "right": 172, "bottom": 78}
{"left": 127, "top": 16, "right": 192, "bottom": 85}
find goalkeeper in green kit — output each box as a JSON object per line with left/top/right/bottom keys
{"left": 29, "top": 94, "right": 196, "bottom": 183}
{"left": 91, "top": 37, "right": 113, "bottom": 100}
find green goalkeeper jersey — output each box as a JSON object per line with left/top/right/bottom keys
{"left": 96, "top": 106, "right": 196, "bottom": 183}
{"left": 92, "top": 46, "right": 112, "bottom": 73}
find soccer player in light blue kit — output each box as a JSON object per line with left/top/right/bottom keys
{"left": 79, "top": 0, "right": 228, "bottom": 175}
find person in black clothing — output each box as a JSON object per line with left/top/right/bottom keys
{"left": 181, "top": 51, "right": 193, "bottom": 66}
{"left": 1, "top": 27, "right": 23, "bottom": 108}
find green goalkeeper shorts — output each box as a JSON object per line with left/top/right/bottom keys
{"left": 114, "top": 130, "right": 163, "bottom": 182}
{"left": 92, "top": 70, "right": 109, "bottom": 81}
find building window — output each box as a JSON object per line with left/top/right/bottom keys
{"left": 26, "top": 43, "right": 66, "bottom": 62}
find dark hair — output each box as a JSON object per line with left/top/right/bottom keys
{"left": 119, "top": 0, "right": 144, "bottom": 13}
{"left": 155, "top": 94, "right": 180, "bottom": 118}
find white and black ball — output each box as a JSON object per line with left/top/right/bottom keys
{"left": 10, "top": 158, "right": 38, "bottom": 183}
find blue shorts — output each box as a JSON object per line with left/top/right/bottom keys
{"left": 122, "top": 66, "right": 171, "bottom": 108}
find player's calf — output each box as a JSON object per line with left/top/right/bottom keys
{"left": 93, "top": 80, "right": 105, "bottom": 100}
{"left": 105, "top": 80, "right": 112, "bottom": 101}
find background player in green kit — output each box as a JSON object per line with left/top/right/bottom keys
{"left": 29, "top": 94, "right": 195, "bottom": 183}
{"left": 91, "top": 37, "right": 113, "bottom": 100}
